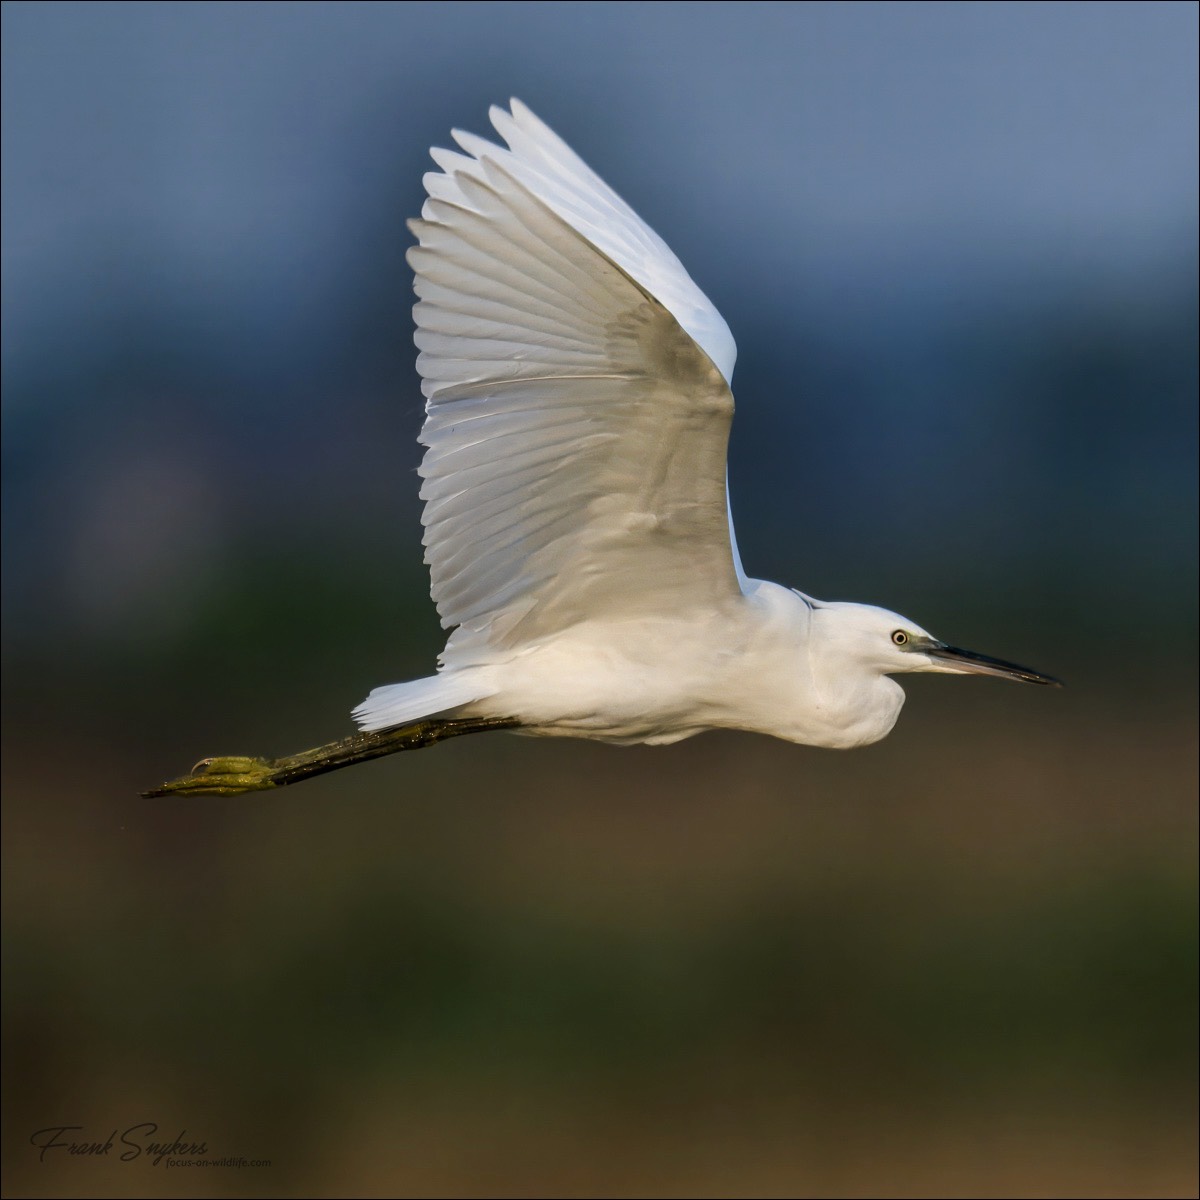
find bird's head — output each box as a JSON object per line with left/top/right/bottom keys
{"left": 809, "top": 601, "right": 1061, "bottom": 686}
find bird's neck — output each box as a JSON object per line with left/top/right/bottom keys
{"left": 736, "top": 583, "right": 906, "bottom": 749}
{"left": 809, "top": 665, "right": 906, "bottom": 749}
{"left": 801, "top": 608, "right": 907, "bottom": 749}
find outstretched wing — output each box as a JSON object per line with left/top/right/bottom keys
{"left": 412, "top": 100, "right": 748, "bottom": 662}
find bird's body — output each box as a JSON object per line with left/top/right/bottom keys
{"left": 396, "top": 584, "right": 905, "bottom": 750}
{"left": 352, "top": 100, "right": 1057, "bottom": 750}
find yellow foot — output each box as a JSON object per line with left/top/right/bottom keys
{"left": 143, "top": 755, "right": 279, "bottom": 797}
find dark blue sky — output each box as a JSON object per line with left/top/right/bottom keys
{"left": 2, "top": 1, "right": 1196, "bottom": 656}
{"left": 4, "top": 2, "right": 1195, "bottom": 364}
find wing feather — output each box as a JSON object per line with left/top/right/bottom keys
{"left": 410, "top": 103, "right": 748, "bottom": 662}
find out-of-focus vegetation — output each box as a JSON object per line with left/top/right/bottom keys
{"left": 3, "top": 659, "right": 1196, "bottom": 1196}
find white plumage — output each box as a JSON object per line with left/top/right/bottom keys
{"left": 352, "top": 101, "right": 1057, "bottom": 747}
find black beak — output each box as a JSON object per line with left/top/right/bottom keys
{"left": 924, "top": 642, "right": 1063, "bottom": 687}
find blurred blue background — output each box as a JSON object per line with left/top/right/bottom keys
{"left": 3, "top": 3, "right": 1196, "bottom": 1196}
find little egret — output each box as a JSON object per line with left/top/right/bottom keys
{"left": 146, "top": 100, "right": 1058, "bottom": 798}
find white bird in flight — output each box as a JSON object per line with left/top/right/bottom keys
{"left": 351, "top": 99, "right": 1059, "bottom": 753}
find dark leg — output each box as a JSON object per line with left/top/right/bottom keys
{"left": 142, "top": 716, "right": 521, "bottom": 797}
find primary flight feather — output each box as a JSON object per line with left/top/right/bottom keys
{"left": 352, "top": 100, "right": 1058, "bottom": 749}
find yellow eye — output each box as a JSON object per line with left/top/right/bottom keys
{"left": 891, "top": 630, "right": 909, "bottom": 646}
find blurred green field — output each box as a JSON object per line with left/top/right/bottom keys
{"left": 3, "top": 588, "right": 1195, "bottom": 1197}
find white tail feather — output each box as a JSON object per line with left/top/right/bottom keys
{"left": 351, "top": 673, "right": 498, "bottom": 732}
